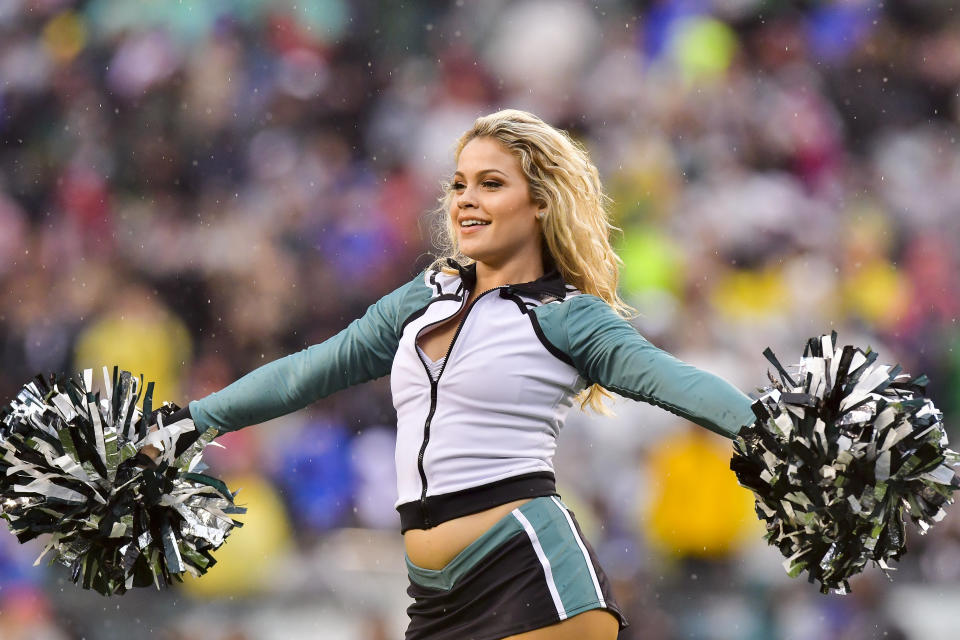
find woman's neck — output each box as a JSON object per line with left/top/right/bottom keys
{"left": 472, "top": 259, "right": 545, "bottom": 293}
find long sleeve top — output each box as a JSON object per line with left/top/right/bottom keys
{"left": 180, "top": 262, "right": 756, "bottom": 531}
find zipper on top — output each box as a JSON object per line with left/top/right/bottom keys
{"left": 413, "top": 286, "right": 500, "bottom": 528}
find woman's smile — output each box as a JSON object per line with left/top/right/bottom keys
{"left": 458, "top": 216, "right": 491, "bottom": 234}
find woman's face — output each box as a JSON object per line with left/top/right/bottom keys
{"left": 449, "top": 136, "right": 544, "bottom": 269}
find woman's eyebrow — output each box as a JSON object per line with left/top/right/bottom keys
{"left": 452, "top": 168, "right": 507, "bottom": 178}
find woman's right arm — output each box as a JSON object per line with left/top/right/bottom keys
{"left": 179, "top": 270, "right": 433, "bottom": 436}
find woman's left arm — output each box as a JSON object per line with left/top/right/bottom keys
{"left": 539, "top": 294, "right": 756, "bottom": 439}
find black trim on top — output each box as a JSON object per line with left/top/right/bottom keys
{"left": 505, "top": 270, "right": 567, "bottom": 301}
{"left": 428, "top": 271, "right": 443, "bottom": 296}
{"left": 500, "top": 291, "right": 575, "bottom": 367}
{"left": 397, "top": 471, "right": 557, "bottom": 533}
{"left": 400, "top": 294, "right": 463, "bottom": 333}
{"left": 441, "top": 260, "right": 567, "bottom": 302}
{"left": 445, "top": 258, "right": 477, "bottom": 291}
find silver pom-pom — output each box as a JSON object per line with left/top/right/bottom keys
{"left": 0, "top": 367, "right": 244, "bottom": 595}
{"left": 731, "top": 332, "right": 959, "bottom": 594}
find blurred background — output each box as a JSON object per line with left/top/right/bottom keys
{"left": 1, "top": 0, "right": 959, "bottom": 638}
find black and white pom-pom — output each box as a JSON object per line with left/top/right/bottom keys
{"left": 0, "top": 367, "right": 244, "bottom": 596}
{"left": 731, "top": 332, "right": 959, "bottom": 594}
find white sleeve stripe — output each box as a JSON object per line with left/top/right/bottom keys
{"left": 512, "top": 508, "right": 567, "bottom": 620}
{"left": 549, "top": 496, "right": 605, "bottom": 607}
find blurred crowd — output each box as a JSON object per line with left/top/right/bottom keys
{"left": 2, "top": 0, "right": 960, "bottom": 638}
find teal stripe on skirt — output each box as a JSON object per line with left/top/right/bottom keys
{"left": 406, "top": 495, "right": 605, "bottom": 618}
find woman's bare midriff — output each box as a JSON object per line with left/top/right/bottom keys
{"left": 403, "top": 498, "right": 532, "bottom": 570}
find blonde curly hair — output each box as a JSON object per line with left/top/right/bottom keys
{"left": 431, "top": 108, "right": 633, "bottom": 413}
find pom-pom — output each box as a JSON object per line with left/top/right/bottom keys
{"left": 731, "top": 331, "right": 959, "bottom": 594}
{"left": 0, "top": 367, "right": 244, "bottom": 596}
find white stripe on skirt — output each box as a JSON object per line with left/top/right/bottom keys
{"left": 512, "top": 508, "right": 567, "bottom": 620}
{"left": 550, "top": 496, "right": 605, "bottom": 607}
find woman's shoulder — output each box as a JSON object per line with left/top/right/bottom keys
{"left": 531, "top": 289, "right": 612, "bottom": 317}
{"left": 362, "top": 269, "right": 436, "bottom": 332}
{"left": 532, "top": 290, "right": 635, "bottom": 349}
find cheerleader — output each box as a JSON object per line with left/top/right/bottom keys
{"left": 144, "top": 109, "right": 756, "bottom": 639}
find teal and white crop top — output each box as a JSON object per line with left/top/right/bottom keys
{"left": 176, "top": 261, "right": 757, "bottom": 533}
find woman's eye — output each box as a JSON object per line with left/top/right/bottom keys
{"left": 449, "top": 180, "right": 499, "bottom": 191}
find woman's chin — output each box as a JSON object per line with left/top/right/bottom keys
{"left": 458, "top": 243, "right": 486, "bottom": 262}
{"left": 464, "top": 250, "right": 502, "bottom": 265}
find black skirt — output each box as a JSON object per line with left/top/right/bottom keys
{"left": 405, "top": 496, "right": 628, "bottom": 639}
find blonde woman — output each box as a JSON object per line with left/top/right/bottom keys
{"left": 147, "top": 109, "right": 756, "bottom": 639}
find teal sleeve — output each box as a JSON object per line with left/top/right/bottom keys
{"left": 188, "top": 271, "right": 433, "bottom": 434}
{"left": 538, "top": 295, "right": 756, "bottom": 439}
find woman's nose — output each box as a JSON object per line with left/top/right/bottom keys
{"left": 457, "top": 187, "right": 478, "bottom": 208}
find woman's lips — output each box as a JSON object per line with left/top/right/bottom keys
{"left": 459, "top": 223, "right": 489, "bottom": 235}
